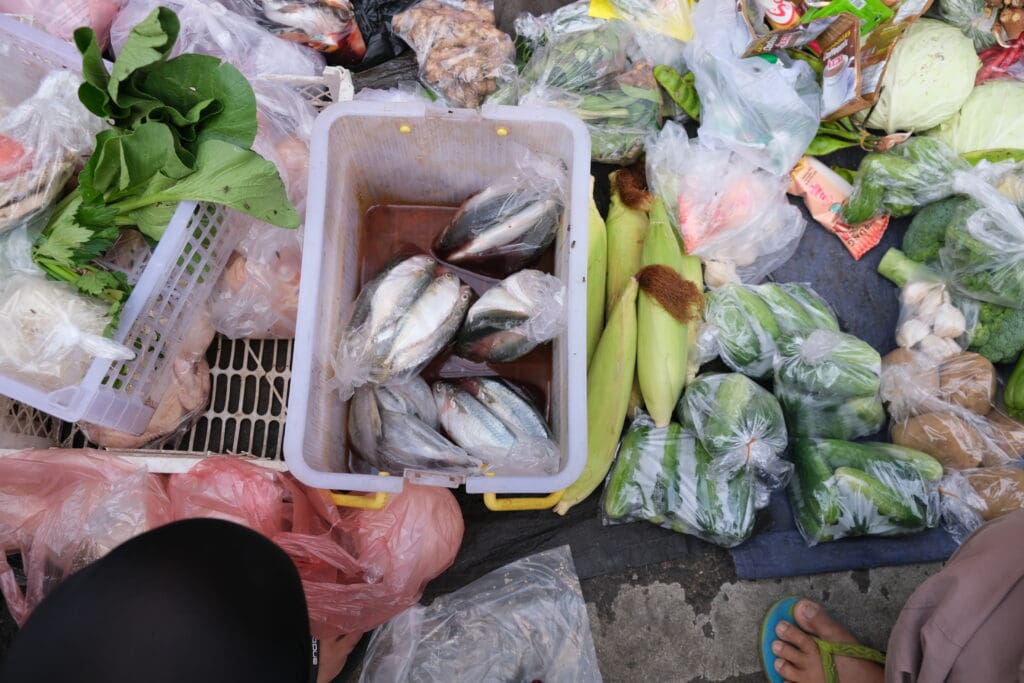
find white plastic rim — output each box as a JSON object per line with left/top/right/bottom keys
{"left": 285, "top": 101, "right": 591, "bottom": 495}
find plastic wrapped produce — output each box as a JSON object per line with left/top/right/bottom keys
{"left": 433, "top": 378, "right": 560, "bottom": 475}
{"left": 789, "top": 438, "right": 942, "bottom": 546}
{"left": 647, "top": 123, "right": 806, "bottom": 285}
{"left": 434, "top": 159, "right": 567, "bottom": 277}
{"left": 359, "top": 546, "right": 601, "bottom": 683}
{"left": 881, "top": 348, "right": 1023, "bottom": 468}
{"left": 455, "top": 270, "right": 567, "bottom": 363}
{"left": 333, "top": 255, "right": 471, "bottom": 399}
{"left": 602, "top": 413, "right": 761, "bottom": 547}
{"left": 683, "top": 0, "right": 820, "bottom": 176}
{"left": 110, "top": 0, "right": 325, "bottom": 76}
{"left": 392, "top": 0, "right": 515, "bottom": 108}
{"left": 699, "top": 282, "right": 838, "bottom": 380}
{"left": 513, "top": 0, "right": 604, "bottom": 48}
{"left": 676, "top": 373, "right": 791, "bottom": 493}
{"left": 0, "top": 71, "right": 101, "bottom": 236}
{"left": 0, "top": 0, "right": 122, "bottom": 48}
{"left": 216, "top": 0, "right": 365, "bottom": 59}
{"left": 940, "top": 464, "right": 1024, "bottom": 543}
{"left": 774, "top": 330, "right": 885, "bottom": 441}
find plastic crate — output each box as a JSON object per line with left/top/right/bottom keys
{"left": 285, "top": 101, "right": 591, "bottom": 500}
{"left": 0, "top": 15, "right": 240, "bottom": 435}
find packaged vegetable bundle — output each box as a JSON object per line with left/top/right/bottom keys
{"left": 646, "top": 123, "right": 806, "bottom": 285}
{"left": 789, "top": 438, "right": 942, "bottom": 546}
{"left": 774, "top": 330, "right": 885, "bottom": 441}
{"left": 881, "top": 348, "right": 1024, "bottom": 468}
{"left": 602, "top": 414, "right": 760, "bottom": 547}
{"left": 939, "top": 463, "right": 1024, "bottom": 543}
{"left": 700, "top": 281, "right": 838, "bottom": 379}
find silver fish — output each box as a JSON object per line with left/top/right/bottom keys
{"left": 377, "top": 409, "right": 481, "bottom": 473}
{"left": 433, "top": 381, "right": 516, "bottom": 453}
{"left": 347, "top": 255, "right": 436, "bottom": 336}
{"left": 240, "top": 0, "right": 360, "bottom": 54}
{"left": 434, "top": 183, "right": 563, "bottom": 276}
{"left": 381, "top": 273, "right": 471, "bottom": 379}
{"left": 348, "top": 385, "right": 384, "bottom": 467}
{"left": 459, "top": 377, "right": 552, "bottom": 440}
{"left": 376, "top": 376, "right": 439, "bottom": 429}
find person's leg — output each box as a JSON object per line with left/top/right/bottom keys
{"left": 0, "top": 518, "right": 314, "bottom": 683}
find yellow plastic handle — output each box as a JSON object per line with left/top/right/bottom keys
{"left": 483, "top": 488, "right": 565, "bottom": 512}
{"left": 329, "top": 473, "right": 391, "bottom": 510}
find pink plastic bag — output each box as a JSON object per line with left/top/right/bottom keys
{"left": 0, "top": 0, "right": 122, "bottom": 48}
{"left": 166, "top": 457, "right": 464, "bottom": 639}
{"left": 0, "top": 449, "right": 171, "bottom": 625}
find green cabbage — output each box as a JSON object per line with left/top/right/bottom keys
{"left": 932, "top": 81, "right": 1024, "bottom": 155}
{"left": 861, "top": 19, "right": 979, "bottom": 134}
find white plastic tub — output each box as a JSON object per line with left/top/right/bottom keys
{"left": 286, "top": 101, "right": 590, "bottom": 498}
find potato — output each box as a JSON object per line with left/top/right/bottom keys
{"left": 938, "top": 352, "right": 996, "bottom": 415}
{"left": 966, "top": 466, "right": 1024, "bottom": 520}
{"left": 881, "top": 348, "right": 940, "bottom": 417}
{"left": 985, "top": 410, "right": 1024, "bottom": 460}
{"left": 891, "top": 413, "right": 984, "bottom": 469}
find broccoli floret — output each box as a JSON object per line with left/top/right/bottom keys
{"left": 902, "top": 197, "right": 964, "bottom": 263}
{"left": 969, "top": 301, "right": 1024, "bottom": 364}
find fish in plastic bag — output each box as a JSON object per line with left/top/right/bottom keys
{"left": 359, "top": 546, "right": 601, "bottom": 683}
{"left": 216, "top": 0, "right": 365, "bottom": 59}
{"left": 456, "top": 269, "right": 566, "bottom": 363}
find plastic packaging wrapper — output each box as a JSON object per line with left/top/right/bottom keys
{"left": 0, "top": 0, "right": 122, "bottom": 48}
{"left": 167, "top": 457, "right": 464, "bottom": 639}
{"left": 774, "top": 329, "right": 885, "bottom": 441}
{"left": 602, "top": 413, "right": 762, "bottom": 548}
{"left": 880, "top": 348, "right": 1024, "bottom": 468}
{"left": 647, "top": 122, "right": 806, "bottom": 285}
{"left": 349, "top": 0, "right": 421, "bottom": 69}
{"left": 940, "top": 463, "right": 1024, "bottom": 543}
{"left": 699, "top": 282, "right": 838, "bottom": 380}
{"left": 391, "top": 0, "right": 515, "bottom": 108}
{"left": 333, "top": 255, "right": 472, "bottom": 399}
{"left": 359, "top": 546, "right": 601, "bottom": 683}
{"left": 0, "top": 274, "right": 134, "bottom": 390}
{"left": 513, "top": 0, "right": 604, "bottom": 48}
{"left": 110, "top": 0, "right": 325, "bottom": 77}
{"left": 433, "top": 156, "right": 567, "bottom": 277}
{"left": 841, "top": 137, "right": 971, "bottom": 225}
{"left": 455, "top": 270, "right": 566, "bottom": 363}
{"left": 433, "top": 378, "right": 561, "bottom": 476}
{"left": 0, "top": 70, "right": 101, "bottom": 236}
{"left": 81, "top": 310, "right": 215, "bottom": 449}
{"left": 941, "top": 169, "right": 1024, "bottom": 308}
{"left": 353, "top": 84, "right": 432, "bottom": 102}
{"left": 938, "top": 0, "right": 999, "bottom": 49}
{"left": 893, "top": 274, "right": 977, "bottom": 359}
{"left": 509, "top": 20, "right": 662, "bottom": 164}
{"left": 789, "top": 438, "right": 942, "bottom": 546}
{"left": 683, "top": 0, "right": 819, "bottom": 176}
{"left": 216, "top": 0, "right": 365, "bottom": 60}
{"left": 0, "top": 450, "right": 171, "bottom": 625}
{"left": 348, "top": 378, "right": 484, "bottom": 475}
{"left": 0, "top": 225, "right": 42, "bottom": 278}
{"left": 209, "top": 82, "right": 316, "bottom": 339}
{"left": 676, "top": 373, "right": 792, "bottom": 494}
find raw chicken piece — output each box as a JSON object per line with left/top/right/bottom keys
{"left": 212, "top": 248, "right": 301, "bottom": 339}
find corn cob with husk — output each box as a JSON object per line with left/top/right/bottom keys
{"left": 637, "top": 197, "right": 704, "bottom": 428}
{"left": 587, "top": 178, "right": 607, "bottom": 367}
{"left": 555, "top": 277, "right": 639, "bottom": 515}
{"left": 605, "top": 167, "right": 650, "bottom": 320}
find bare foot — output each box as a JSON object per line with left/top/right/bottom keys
{"left": 316, "top": 631, "right": 363, "bottom": 683}
{"left": 771, "top": 599, "right": 884, "bottom": 683}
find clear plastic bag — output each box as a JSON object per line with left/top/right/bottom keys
{"left": 774, "top": 330, "right": 885, "bottom": 441}
{"left": 433, "top": 155, "right": 567, "bottom": 277}
{"left": 391, "top": 0, "right": 515, "bottom": 108}
{"left": 209, "top": 0, "right": 364, "bottom": 59}
{"left": 939, "top": 463, "right": 1024, "bottom": 543}
{"left": 358, "top": 546, "right": 601, "bottom": 683}
{"left": 646, "top": 122, "right": 806, "bottom": 285}
{"left": 513, "top": 0, "right": 605, "bottom": 48}
{"left": 110, "top": 0, "right": 326, "bottom": 77}
{"left": 0, "top": 275, "right": 134, "bottom": 390}
{"left": 0, "top": 0, "right": 123, "bottom": 48}
{"left": 167, "top": 458, "right": 464, "bottom": 639}
{"left": 433, "top": 378, "right": 560, "bottom": 476}
{"left": 699, "top": 282, "right": 838, "bottom": 380}
{"left": 937, "top": 0, "right": 999, "bottom": 49}
{"left": 881, "top": 348, "right": 1023, "bottom": 468}
{"left": 676, "top": 373, "right": 792, "bottom": 493}
{"left": 353, "top": 84, "right": 433, "bottom": 102}
{"left": 789, "top": 437, "right": 941, "bottom": 546}
{"left": 455, "top": 269, "right": 567, "bottom": 363}
{"left": 605, "top": 0, "right": 694, "bottom": 42}
{"left": 893, "top": 274, "right": 978, "bottom": 359}
{"left": 0, "top": 70, "right": 101, "bottom": 236}
{"left": 333, "top": 255, "right": 472, "bottom": 399}
{"left": 602, "top": 413, "right": 761, "bottom": 547}
{"left": 0, "top": 449, "right": 171, "bottom": 625}
{"left": 683, "top": 0, "right": 819, "bottom": 176}
{"left": 941, "top": 169, "right": 1024, "bottom": 308}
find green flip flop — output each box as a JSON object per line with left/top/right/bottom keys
{"left": 761, "top": 597, "right": 886, "bottom": 683}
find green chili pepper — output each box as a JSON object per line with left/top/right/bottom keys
{"left": 654, "top": 64, "right": 700, "bottom": 122}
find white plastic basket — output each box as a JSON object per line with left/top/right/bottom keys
{"left": 285, "top": 101, "right": 591, "bottom": 500}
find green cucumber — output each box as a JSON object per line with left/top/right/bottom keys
{"left": 755, "top": 282, "right": 819, "bottom": 335}
{"left": 863, "top": 442, "right": 944, "bottom": 482}
{"left": 833, "top": 467, "right": 924, "bottom": 528}
{"left": 779, "top": 283, "right": 840, "bottom": 332}
{"left": 603, "top": 421, "right": 652, "bottom": 520}
{"left": 792, "top": 439, "right": 841, "bottom": 525}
